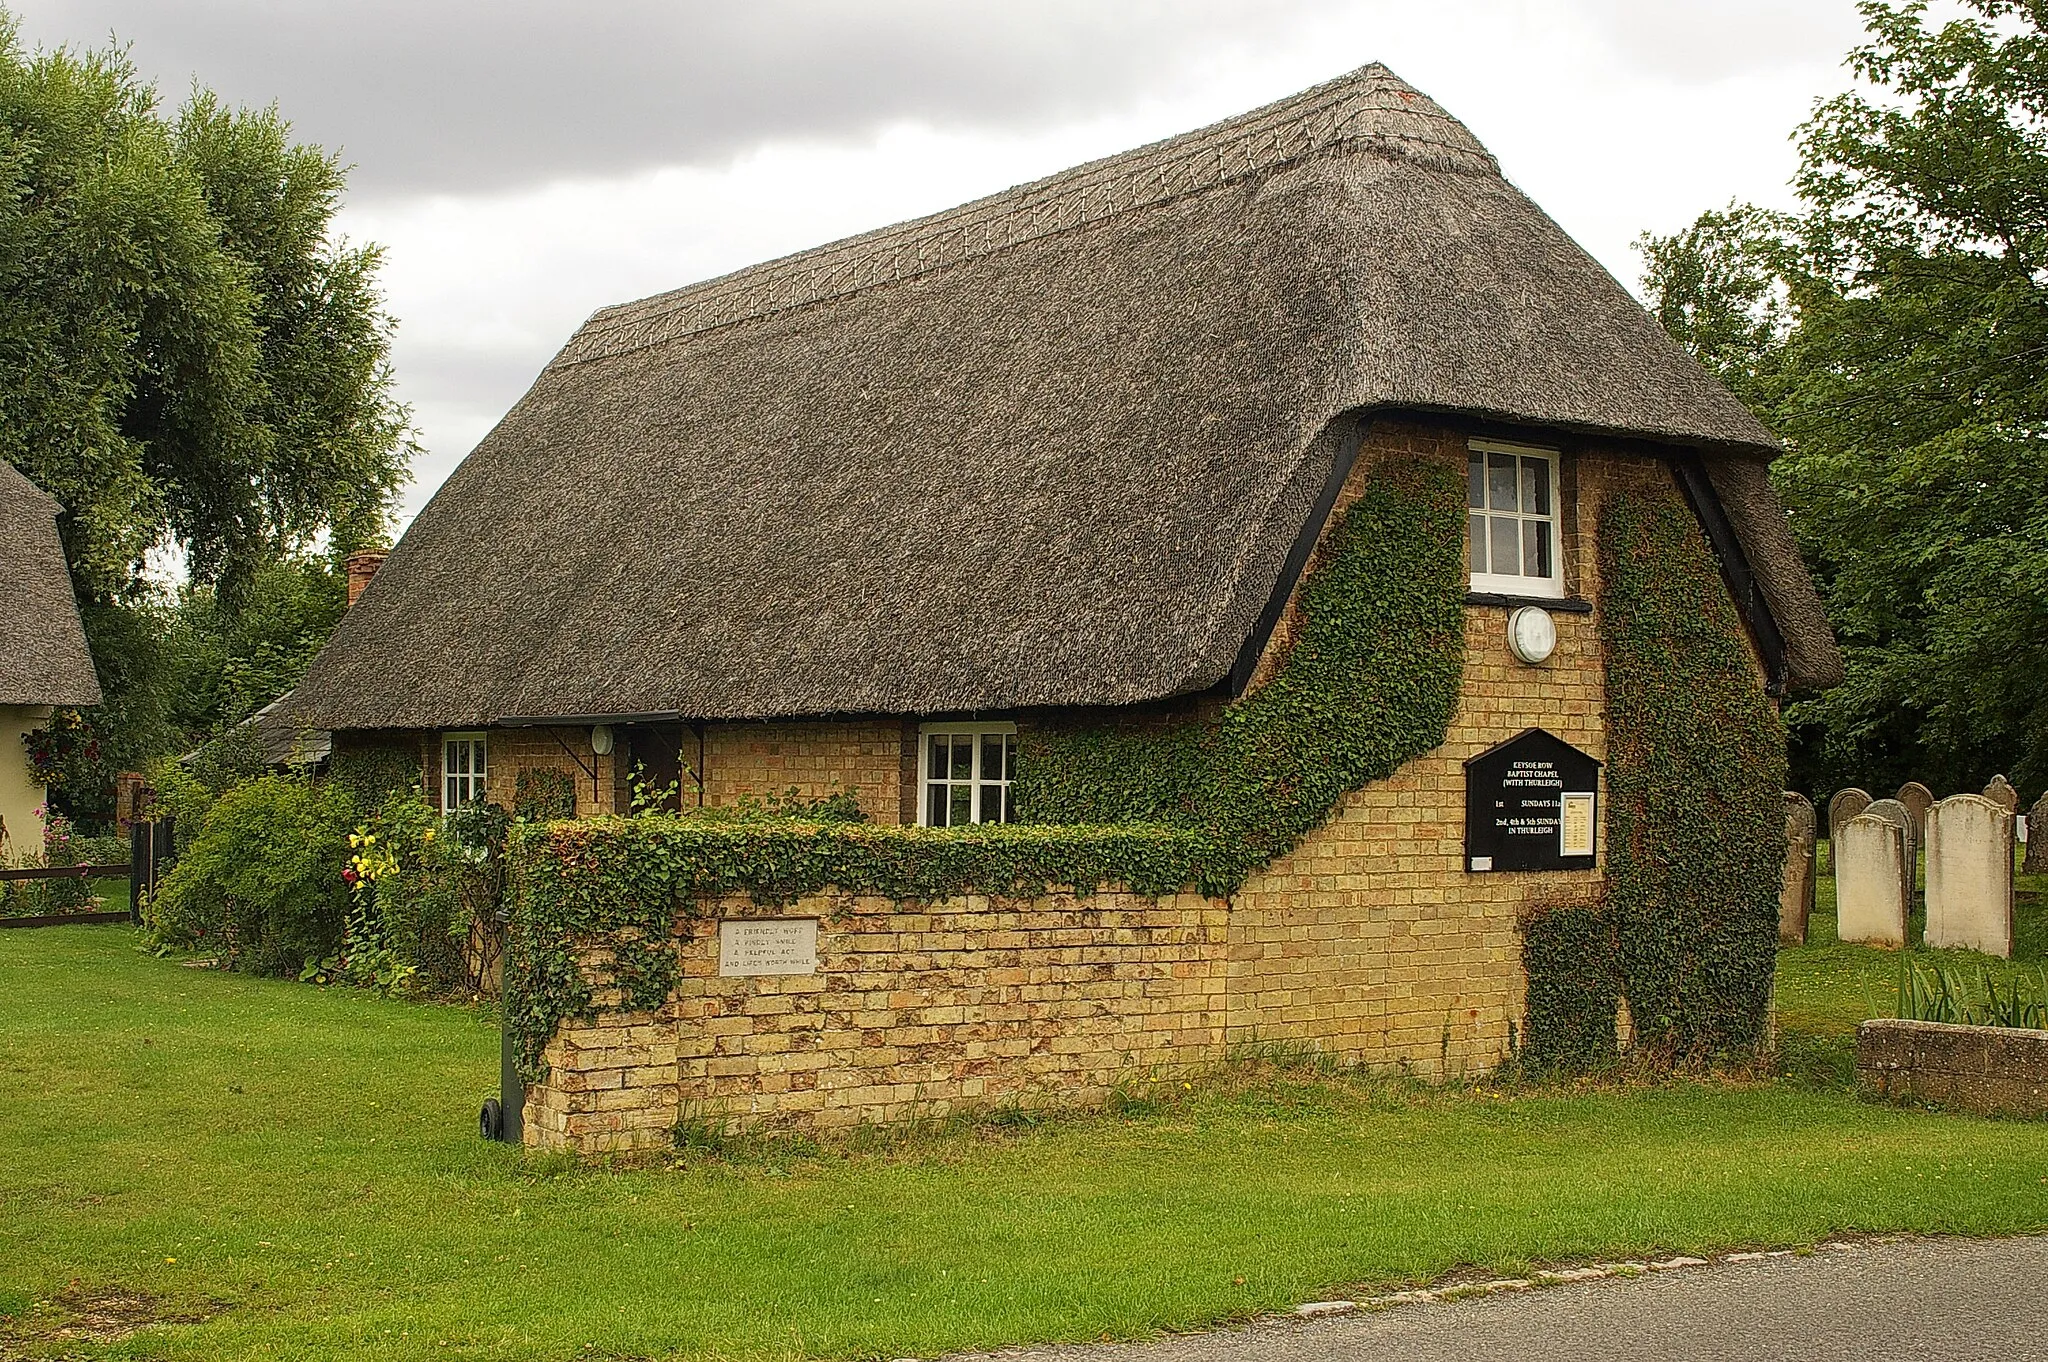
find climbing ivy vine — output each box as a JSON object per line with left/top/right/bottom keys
{"left": 1598, "top": 485, "right": 1786, "bottom": 1060}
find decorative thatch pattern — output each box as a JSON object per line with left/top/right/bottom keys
{"left": 291, "top": 64, "right": 1838, "bottom": 731}
{"left": 0, "top": 461, "right": 100, "bottom": 708}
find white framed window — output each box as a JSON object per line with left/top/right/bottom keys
{"left": 442, "top": 732, "right": 489, "bottom": 809}
{"left": 918, "top": 722, "right": 1015, "bottom": 827}
{"left": 1467, "top": 439, "right": 1563, "bottom": 598}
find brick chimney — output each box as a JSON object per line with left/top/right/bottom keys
{"left": 345, "top": 550, "right": 389, "bottom": 607}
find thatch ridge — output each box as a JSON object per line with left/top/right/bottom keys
{"left": 289, "top": 63, "right": 1837, "bottom": 732}
{"left": 0, "top": 461, "right": 101, "bottom": 708}
{"left": 562, "top": 64, "right": 1499, "bottom": 368}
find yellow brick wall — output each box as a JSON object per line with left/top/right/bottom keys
{"left": 699, "top": 720, "right": 907, "bottom": 823}
{"left": 1226, "top": 422, "right": 1673, "bottom": 1078}
{"left": 525, "top": 890, "right": 1228, "bottom": 1153}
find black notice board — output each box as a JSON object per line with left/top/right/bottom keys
{"left": 1464, "top": 728, "right": 1600, "bottom": 872}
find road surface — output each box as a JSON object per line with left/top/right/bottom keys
{"left": 949, "top": 1236, "right": 2047, "bottom": 1362}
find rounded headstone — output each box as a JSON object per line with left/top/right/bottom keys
{"left": 1925, "top": 793, "right": 2015, "bottom": 958}
{"left": 1836, "top": 811, "right": 1909, "bottom": 948}
{"left": 1895, "top": 781, "right": 1934, "bottom": 834}
{"left": 2026, "top": 791, "right": 2048, "bottom": 876}
{"left": 1785, "top": 791, "right": 1816, "bottom": 844}
{"left": 1828, "top": 787, "right": 1872, "bottom": 846}
{"left": 1865, "top": 798, "right": 1919, "bottom": 906}
{"left": 1984, "top": 774, "right": 2020, "bottom": 813}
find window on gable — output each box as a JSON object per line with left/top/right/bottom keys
{"left": 919, "top": 722, "right": 1015, "bottom": 827}
{"left": 1467, "top": 440, "right": 1562, "bottom": 597}
{"left": 443, "top": 733, "right": 488, "bottom": 809}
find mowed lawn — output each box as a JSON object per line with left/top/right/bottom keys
{"left": 5, "top": 915, "right": 2048, "bottom": 1362}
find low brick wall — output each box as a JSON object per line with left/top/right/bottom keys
{"left": 524, "top": 889, "right": 1228, "bottom": 1153}
{"left": 1857, "top": 1018, "right": 2048, "bottom": 1118}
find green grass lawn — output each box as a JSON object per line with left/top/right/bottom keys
{"left": 6, "top": 909, "right": 2048, "bottom": 1362}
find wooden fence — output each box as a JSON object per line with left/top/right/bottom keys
{"left": 0, "top": 818, "right": 174, "bottom": 930}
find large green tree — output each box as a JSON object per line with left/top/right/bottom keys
{"left": 1641, "top": 0, "right": 2048, "bottom": 800}
{"left": 0, "top": 13, "right": 412, "bottom": 820}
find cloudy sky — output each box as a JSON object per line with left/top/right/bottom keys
{"left": 10, "top": 0, "right": 1875, "bottom": 527}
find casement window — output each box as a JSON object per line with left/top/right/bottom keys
{"left": 442, "top": 733, "right": 489, "bottom": 809}
{"left": 919, "top": 722, "right": 1015, "bottom": 827}
{"left": 1467, "top": 440, "right": 1563, "bottom": 597}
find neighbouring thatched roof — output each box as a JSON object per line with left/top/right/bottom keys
{"left": 292, "top": 63, "right": 1840, "bottom": 731}
{"left": 0, "top": 461, "right": 100, "bottom": 708}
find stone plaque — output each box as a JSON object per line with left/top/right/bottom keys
{"left": 1464, "top": 728, "right": 1601, "bottom": 872}
{"left": 718, "top": 918, "right": 819, "bottom": 976}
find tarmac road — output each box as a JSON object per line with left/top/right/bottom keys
{"left": 949, "top": 1236, "right": 2048, "bottom": 1362}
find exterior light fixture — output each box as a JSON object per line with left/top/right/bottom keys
{"left": 590, "top": 724, "right": 615, "bottom": 756}
{"left": 1507, "top": 606, "right": 1557, "bottom": 666}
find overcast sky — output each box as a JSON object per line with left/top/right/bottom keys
{"left": 10, "top": 0, "right": 1876, "bottom": 528}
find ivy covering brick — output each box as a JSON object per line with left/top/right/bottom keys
{"left": 1517, "top": 898, "right": 1619, "bottom": 1071}
{"left": 504, "top": 459, "right": 1467, "bottom": 1081}
{"left": 1597, "top": 487, "right": 1787, "bottom": 1060}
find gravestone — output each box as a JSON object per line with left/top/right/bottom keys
{"left": 1780, "top": 792, "right": 1817, "bottom": 945}
{"left": 1984, "top": 774, "right": 2020, "bottom": 813}
{"left": 1827, "top": 787, "right": 1872, "bottom": 853}
{"left": 1895, "top": 782, "right": 1934, "bottom": 836}
{"left": 1462, "top": 729, "right": 1600, "bottom": 873}
{"left": 1924, "top": 794, "right": 2014, "bottom": 958}
{"left": 2026, "top": 791, "right": 2048, "bottom": 876}
{"left": 1864, "top": 798, "right": 1919, "bottom": 909}
{"left": 1836, "top": 812, "right": 1908, "bottom": 948}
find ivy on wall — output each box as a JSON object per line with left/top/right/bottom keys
{"left": 1014, "top": 455, "right": 1469, "bottom": 887}
{"left": 504, "top": 454, "right": 1468, "bottom": 1080}
{"left": 1517, "top": 898, "right": 1619, "bottom": 1071}
{"left": 1598, "top": 486, "right": 1787, "bottom": 1060}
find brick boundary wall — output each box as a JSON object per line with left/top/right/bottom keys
{"left": 1857, "top": 1018, "right": 2048, "bottom": 1118}
{"left": 525, "top": 890, "right": 1228, "bottom": 1153}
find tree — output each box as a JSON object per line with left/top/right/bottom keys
{"left": 0, "top": 12, "right": 412, "bottom": 820}
{"left": 1640, "top": 0, "right": 2048, "bottom": 798}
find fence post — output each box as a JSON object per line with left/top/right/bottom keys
{"left": 128, "top": 820, "right": 146, "bottom": 924}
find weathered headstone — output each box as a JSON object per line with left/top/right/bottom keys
{"left": 1836, "top": 812, "right": 1908, "bottom": 948}
{"left": 1827, "top": 787, "right": 1872, "bottom": 854}
{"left": 1984, "top": 774, "right": 2020, "bottom": 813}
{"left": 1895, "top": 781, "right": 1934, "bottom": 836}
{"left": 1924, "top": 794, "right": 2014, "bottom": 958}
{"left": 1781, "top": 792, "right": 1817, "bottom": 945}
{"left": 1863, "top": 798, "right": 1919, "bottom": 909}
{"left": 2025, "top": 791, "right": 2048, "bottom": 876}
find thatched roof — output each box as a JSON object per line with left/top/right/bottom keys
{"left": 292, "top": 63, "right": 1840, "bottom": 731}
{"left": 0, "top": 461, "right": 100, "bottom": 708}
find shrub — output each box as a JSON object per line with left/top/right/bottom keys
{"left": 146, "top": 774, "right": 359, "bottom": 975}
{"left": 307, "top": 794, "right": 510, "bottom": 996}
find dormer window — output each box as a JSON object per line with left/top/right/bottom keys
{"left": 1467, "top": 440, "right": 1562, "bottom": 598}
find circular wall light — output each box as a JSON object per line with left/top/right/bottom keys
{"left": 1507, "top": 606, "right": 1557, "bottom": 666}
{"left": 590, "top": 724, "right": 615, "bottom": 756}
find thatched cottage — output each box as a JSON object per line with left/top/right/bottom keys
{"left": 0, "top": 461, "right": 100, "bottom": 850}
{"left": 291, "top": 65, "right": 1839, "bottom": 1148}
